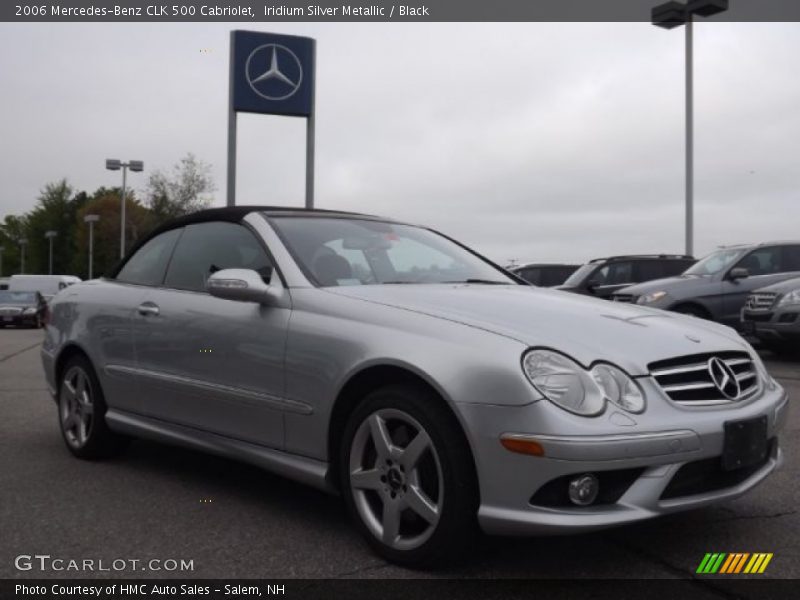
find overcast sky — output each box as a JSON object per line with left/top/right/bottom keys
{"left": 1, "top": 22, "right": 799, "bottom": 264}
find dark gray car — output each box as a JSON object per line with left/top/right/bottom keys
{"left": 742, "top": 276, "right": 800, "bottom": 352}
{"left": 613, "top": 242, "right": 800, "bottom": 327}
{"left": 558, "top": 255, "right": 695, "bottom": 299}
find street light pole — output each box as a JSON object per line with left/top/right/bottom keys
{"left": 84, "top": 214, "right": 100, "bottom": 279}
{"left": 652, "top": 0, "right": 728, "bottom": 257}
{"left": 685, "top": 14, "right": 693, "bottom": 256}
{"left": 45, "top": 231, "right": 57, "bottom": 275}
{"left": 19, "top": 238, "right": 28, "bottom": 274}
{"left": 106, "top": 159, "right": 144, "bottom": 259}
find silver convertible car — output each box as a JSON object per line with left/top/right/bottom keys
{"left": 42, "top": 207, "right": 788, "bottom": 567}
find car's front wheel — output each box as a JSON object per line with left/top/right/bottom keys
{"left": 58, "top": 355, "right": 128, "bottom": 459}
{"left": 340, "top": 384, "right": 478, "bottom": 568}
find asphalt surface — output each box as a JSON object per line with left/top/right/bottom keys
{"left": 0, "top": 328, "right": 797, "bottom": 582}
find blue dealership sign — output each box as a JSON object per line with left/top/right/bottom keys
{"left": 231, "top": 30, "right": 315, "bottom": 117}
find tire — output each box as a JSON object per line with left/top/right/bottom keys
{"left": 339, "top": 383, "right": 478, "bottom": 568}
{"left": 57, "top": 354, "right": 128, "bottom": 459}
{"left": 673, "top": 304, "right": 709, "bottom": 319}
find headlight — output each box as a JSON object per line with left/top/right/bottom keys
{"left": 590, "top": 363, "right": 646, "bottom": 413}
{"left": 23, "top": 308, "right": 37, "bottom": 315}
{"left": 748, "top": 347, "right": 778, "bottom": 391}
{"left": 636, "top": 291, "right": 667, "bottom": 305}
{"left": 522, "top": 349, "right": 644, "bottom": 416}
{"left": 777, "top": 289, "right": 800, "bottom": 307}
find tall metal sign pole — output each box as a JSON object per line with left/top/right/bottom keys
{"left": 651, "top": 0, "right": 729, "bottom": 257}
{"left": 227, "top": 31, "right": 317, "bottom": 208}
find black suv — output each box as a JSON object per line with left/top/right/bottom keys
{"left": 556, "top": 255, "right": 696, "bottom": 299}
{"left": 509, "top": 263, "right": 579, "bottom": 287}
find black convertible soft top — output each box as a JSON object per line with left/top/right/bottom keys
{"left": 108, "top": 205, "right": 383, "bottom": 278}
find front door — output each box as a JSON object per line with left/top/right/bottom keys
{"left": 132, "top": 221, "right": 290, "bottom": 449}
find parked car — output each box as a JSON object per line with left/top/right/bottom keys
{"left": 613, "top": 242, "right": 800, "bottom": 328}
{"left": 741, "top": 276, "right": 800, "bottom": 353}
{"left": 0, "top": 290, "right": 48, "bottom": 328}
{"left": 0, "top": 277, "right": 9, "bottom": 290}
{"left": 42, "top": 207, "right": 787, "bottom": 567}
{"left": 509, "top": 263, "right": 579, "bottom": 287}
{"left": 8, "top": 274, "right": 81, "bottom": 302}
{"left": 557, "top": 255, "right": 695, "bottom": 299}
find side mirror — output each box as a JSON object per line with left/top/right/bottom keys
{"left": 586, "top": 280, "right": 601, "bottom": 293}
{"left": 206, "top": 269, "right": 271, "bottom": 304}
{"left": 728, "top": 267, "right": 749, "bottom": 281}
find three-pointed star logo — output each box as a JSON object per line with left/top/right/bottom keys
{"left": 245, "top": 44, "right": 303, "bottom": 101}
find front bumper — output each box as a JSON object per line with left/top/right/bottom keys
{"left": 0, "top": 314, "right": 38, "bottom": 327}
{"left": 742, "top": 307, "right": 800, "bottom": 342}
{"left": 458, "top": 380, "right": 789, "bottom": 536}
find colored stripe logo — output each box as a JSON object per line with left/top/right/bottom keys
{"left": 696, "top": 553, "right": 773, "bottom": 574}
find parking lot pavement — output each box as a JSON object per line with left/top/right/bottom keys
{"left": 0, "top": 328, "right": 797, "bottom": 582}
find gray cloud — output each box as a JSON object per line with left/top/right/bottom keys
{"left": 1, "top": 22, "right": 799, "bottom": 265}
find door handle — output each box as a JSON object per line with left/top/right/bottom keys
{"left": 137, "top": 302, "right": 160, "bottom": 317}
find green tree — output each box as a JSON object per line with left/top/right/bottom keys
{"left": 0, "top": 214, "right": 29, "bottom": 277}
{"left": 145, "top": 153, "right": 215, "bottom": 222}
{"left": 72, "top": 188, "right": 155, "bottom": 278}
{"left": 24, "top": 180, "right": 88, "bottom": 275}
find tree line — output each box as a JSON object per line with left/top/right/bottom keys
{"left": 0, "top": 154, "right": 214, "bottom": 280}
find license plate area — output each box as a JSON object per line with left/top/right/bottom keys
{"left": 722, "top": 416, "right": 768, "bottom": 471}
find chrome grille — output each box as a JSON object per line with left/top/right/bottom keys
{"left": 649, "top": 352, "right": 760, "bottom": 406}
{"left": 0, "top": 306, "right": 22, "bottom": 316}
{"left": 613, "top": 294, "right": 636, "bottom": 303}
{"left": 745, "top": 292, "right": 777, "bottom": 311}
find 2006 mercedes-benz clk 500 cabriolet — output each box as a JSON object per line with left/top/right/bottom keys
{"left": 42, "top": 207, "right": 788, "bottom": 567}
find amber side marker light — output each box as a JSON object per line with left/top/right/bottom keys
{"left": 500, "top": 436, "right": 545, "bottom": 456}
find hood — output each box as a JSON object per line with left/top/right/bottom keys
{"left": 753, "top": 276, "right": 800, "bottom": 294}
{"left": 325, "top": 284, "right": 749, "bottom": 376}
{"left": 614, "top": 274, "right": 706, "bottom": 296}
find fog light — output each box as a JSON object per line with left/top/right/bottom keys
{"left": 568, "top": 474, "right": 599, "bottom": 506}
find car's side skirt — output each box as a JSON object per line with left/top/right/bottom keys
{"left": 105, "top": 409, "right": 334, "bottom": 493}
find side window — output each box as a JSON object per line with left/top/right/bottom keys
{"left": 735, "top": 247, "right": 780, "bottom": 276}
{"left": 116, "top": 228, "right": 182, "bottom": 286}
{"left": 164, "top": 222, "right": 272, "bottom": 293}
{"left": 521, "top": 268, "right": 542, "bottom": 285}
{"left": 779, "top": 246, "right": 800, "bottom": 272}
{"left": 633, "top": 261, "right": 662, "bottom": 282}
{"left": 606, "top": 262, "right": 633, "bottom": 285}
{"left": 664, "top": 260, "right": 693, "bottom": 276}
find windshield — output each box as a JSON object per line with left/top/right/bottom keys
{"left": 562, "top": 263, "right": 597, "bottom": 287}
{"left": 684, "top": 248, "right": 747, "bottom": 276}
{"left": 0, "top": 291, "right": 37, "bottom": 305}
{"left": 269, "top": 216, "right": 516, "bottom": 287}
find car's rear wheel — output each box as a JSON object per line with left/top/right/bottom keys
{"left": 340, "top": 384, "right": 478, "bottom": 568}
{"left": 58, "top": 355, "right": 128, "bottom": 459}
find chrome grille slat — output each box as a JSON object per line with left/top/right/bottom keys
{"left": 661, "top": 382, "right": 717, "bottom": 392}
{"left": 745, "top": 292, "right": 778, "bottom": 311}
{"left": 650, "top": 362, "right": 708, "bottom": 377}
{"left": 648, "top": 352, "right": 761, "bottom": 406}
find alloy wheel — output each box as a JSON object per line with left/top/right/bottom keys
{"left": 348, "top": 408, "right": 444, "bottom": 551}
{"left": 59, "top": 366, "right": 94, "bottom": 449}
